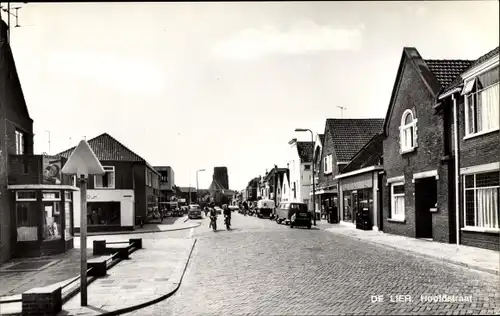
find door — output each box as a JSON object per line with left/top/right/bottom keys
{"left": 415, "top": 178, "right": 437, "bottom": 239}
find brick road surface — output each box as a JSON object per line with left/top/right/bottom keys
{"left": 123, "top": 213, "right": 500, "bottom": 316}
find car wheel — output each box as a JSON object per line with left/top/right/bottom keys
{"left": 290, "top": 223, "right": 294, "bottom": 228}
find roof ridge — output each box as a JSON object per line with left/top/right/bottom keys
{"left": 98, "top": 133, "right": 146, "bottom": 162}
{"left": 424, "top": 59, "right": 475, "bottom": 62}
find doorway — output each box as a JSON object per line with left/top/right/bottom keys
{"left": 415, "top": 177, "right": 437, "bottom": 239}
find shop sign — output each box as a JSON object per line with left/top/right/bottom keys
{"left": 87, "top": 194, "right": 99, "bottom": 200}
{"left": 43, "top": 157, "right": 62, "bottom": 185}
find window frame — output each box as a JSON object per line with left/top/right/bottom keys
{"left": 16, "top": 190, "right": 37, "bottom": 201}
{"left": 462, "top": 171, "right": 500, "bottom": 231}
{"left": 390, "top": 182, "right": 406, "bottom": 221}
{"left": 464, "top": 80, "right": 500, "bottom": 139}
{"left": 94, "top": 166, "right": 116, "bottom": 189}
{"left": 15, "top": 130, "right": 25, "bottom": 155}
{"left": 323, "top": 154, "right": 333, "bottom": 174}
{"left": 399, "top": 109, "right": 418, "bottom": 154}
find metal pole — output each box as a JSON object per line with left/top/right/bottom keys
{"left": 7, "top": 2, "right": 10, "bottom": 43}
{"left": 196, "top": 171, "right": 199, "bottom": 204}
{"left": 452, "top": 93, "right": 461, "bottom": 246}
{"left": 79, "top": 175, "right": 88, "bottom": 306}
{"left": 309, "top": 129, "right": 316, "bottom": 226}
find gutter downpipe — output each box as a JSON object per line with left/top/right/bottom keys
{"left": 452, "top": 92, "right": 460, "bottom": 246}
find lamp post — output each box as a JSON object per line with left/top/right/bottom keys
{"left": 295, "top": 128, "right": 316, "bottom": 226}
{"left": 196, "top": 169, "right": 205, "bottom": 204}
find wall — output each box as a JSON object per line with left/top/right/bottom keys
{"left": 72, "top": 189, "right": 135, "bottom": 228}
{"left": 382, "top": 55, "right": 449, "bottom": 240}
{"left": 318, "top": 131, "right": 340, "bottom": 189}
{"left": 300, "top": 163, "right": 312, "bottom": 206}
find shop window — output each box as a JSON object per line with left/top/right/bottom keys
{"left": 343, "top": 193, "right": 354, "bottom": 222}
{"left": 16, "top": 202, "right": 38, "bottom": 241}
{"left": 65, "top": 192, "right": 73, "bottom": 239}
{"left": 43, "top": 191, "right": 62, "bottom": 241}
{"left": 88, "top": 202, "right": 121, "bottom": 226}
{"left": 390, "top": 183, "right": 405, "bottom": 221}
{"left": 95, "top": 166, "right": 115, "bottom": 189}
{"left": 464, "top": 171, "right": 499, "bottom": 229}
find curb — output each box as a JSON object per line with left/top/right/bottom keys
{"left": 321, "top": 227, "right": 499, "bottom": 276}
{"left": 99, "top": 238, "right": 198, "bottom": 316}
{"left": 75, "top": 222, "right": 200, "bottom": 236}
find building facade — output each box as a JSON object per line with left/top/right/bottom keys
{"left": 317, "top": 119, "right": 384, "bottom": 224}
{"left": 437, "top": 47, "right": 499, "bottom": 250}
{"left": 336, "top": 134, "right": 384, "bottom": 231}
{"left": 57, "top": 133, "right": 160, "bottom": 232}
{"left": 283, "top": 139, "right": 314, "bottom": 209}
{"left": 154, "top": 166, "right": 175, "bottom": 201}
{"left": 382, "top": 47, "right": 473, "bottom": 243}
{"left": 1, "top": 21, "right": 77, "bottom": 261}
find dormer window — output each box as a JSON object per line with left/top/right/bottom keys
{"left": 399, "top": 109, "right": 418, "bottom": 153}
{"left": 463, "top": 66, "right": 499, "bottom": 138}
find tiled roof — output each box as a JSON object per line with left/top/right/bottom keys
{"left": 424, "top": 59, "right": 474, "bottom": 88}
{"left": 264, "top": 167, "right": 288, "bottom": 182}
{"left": 325, "top": 119, "right": 384, "bottom": 162}
{"left": 340, "top": 134, "right": 384, "bottom": 174}
{"left": 57, "top": 133, "right": 146, "bottom": 162}
{"left": 296, "top": 141, "right": 314, "bottom": 162}
{"left": 318, "top": 134, "right": 325, "bottom": 145}
{"left": 442, "top": 46, "right": 499, "bottom": 94}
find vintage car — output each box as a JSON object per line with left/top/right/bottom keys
{"left": 256, "top": 199, "right": 275, "bottom": 218}
{"left": 276, "top": 202, "right": 311, "bottom": 229}
{"left": 188, "top": 204, "right": 203, "bottom": 219}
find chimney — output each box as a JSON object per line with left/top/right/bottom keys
{"left": 288, "top": 138, "right": 297, "bottom": 145}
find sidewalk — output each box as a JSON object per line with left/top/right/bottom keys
{"left": 75, "top": 216, "right": 200, "bottom": 236}
{"left": 319, "top": 221, "right": 500, "bottom": 275}
{"left": 59, "top": 237, "right": 196, "bottom": 316}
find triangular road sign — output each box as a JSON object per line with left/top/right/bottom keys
{"left": 61, "top": 139, "right": 105, "bottom": 178}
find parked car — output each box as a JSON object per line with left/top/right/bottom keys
{"left": 229, "top": 205, "right": 239, "bottom": 212}
{"left": 276, "top": 202, "right": 311, "bottom": 229}
{"left": 214, "top": 206, "right": 223, "bottom": 214}
{"left": 188, "top": 204, "right": 203, "bottom": 219}
{"left": 256, "top": 199, "right": 274, "bottom": 218}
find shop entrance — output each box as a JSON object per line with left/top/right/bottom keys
{"left": 87, "top": 202, "right": 121, "bottom": 228}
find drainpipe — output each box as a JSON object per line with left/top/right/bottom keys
{"left": 452, "top": 93, "right": 460, "bottom": 246}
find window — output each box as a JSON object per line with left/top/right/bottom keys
{"left": 42, "top": 191, "right": 62, "bottom": 240}
{"left": 16, "top": 202, "right": 38, "bottom": 241}
{"left": 324, "top": 155, "right": 333, "bottom": 174}
{"left": 293, "top": 182, "right": 297, "bottom": 198}
{"left": 15, "top": 130, "right": 25, "bottom": 155}
{"left": 304, "top": 164, "right": 311, "bottom": 170}
{"left": 65, "top": 192, "right": 73, "bottom": 240}
{"left": 390, "top": 183, "right": 405, "bottom": 221}
{"left": 399, "top": 109, "right": 418, "bottom": 153}
{"left": 464, "top": 171, "right": 499, "bottom": 229}
{"left": 16, "top": 190, "right": 37, "bottom": 201}
{"left": 95, "top": 166, "right": 115, "bottom": 189}
{"left": 464, "top": 67, "right": 500, "bottom": 137}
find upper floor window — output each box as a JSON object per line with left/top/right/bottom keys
{"left": 323, "top": 155, "right": 333, "bottom": 174}
{"left": 304, "top": 164, "right": 311, "bottom": 170}
{"left": 95, "top": 166, "right": 115, "bottom": 189}
{"left": 463, "top": 66, "right": 499, "bottom": 137}
{"left": 399, "top": 109, "right": 418, "bottom": 153}
{"left": 15, "top": 130, "right": 25, "bottom": 155}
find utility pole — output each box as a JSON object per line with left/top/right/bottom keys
{"left": 337, "top": 106, "right": 347, "bottom": 118}
{"left": 0, "top": 3, "right": 24, "bottom": 44}
{"left": 46, "top": 130, "right": 51, "bottom": 155}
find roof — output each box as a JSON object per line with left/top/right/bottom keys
{"left": 208, "top": 179, "right": 225, "bottom": 191}
{"left": 442, "top": 46, "right": 499, "bottom": 94}
{"left": 296, "top": 141, "right": 314, "bottom": 162}
{"left": 319, "top": 134, "right": 325, "bottom": 145}
{"left": 340, "top": 134, "right": 384, "bottom": 174}
{"left": 57, "top": 133, "right": 146, "bottom": 162}
{"left": 178, "top": 187, "right": 196, "bottom": 193}
{"left": 325, "top": 118, "right": 384, "bottom": 162}
{"left": 424, "top": 59, "right": 473, "bottom": 88}
{"left": 383, "top": 47, "right": 473, "bottom": 136}
{"left": 1, "top": 21, "right": 32, "bottom": 122}
{"left": 264, "top": 167, "right": 288, "bottom": 182}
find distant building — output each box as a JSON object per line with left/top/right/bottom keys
{"left": 213, "top": 166, "right": 229, "bottom": 190}
{"left": 154, "top": 166, "right": 175, "bottom": 202}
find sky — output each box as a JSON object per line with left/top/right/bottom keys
{"left": 5, "top": 1, "right": 499, "bottom": 191}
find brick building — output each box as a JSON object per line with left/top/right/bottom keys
{"left": 436, "top": 47, "right": 499, "bottom": 250}
{"left": 382, "top": 47, "right": 473, "bottom": 243}
{"left": 316, "top": 119, "right": 384, "bottom": 225}
{"left": 213, "top": 166, "right": 229, "bottom": 190}
{"left": 57, "top": 133, "right": 160, "bottom": 232}
{"left": 1, "top": 21, "right": 77, "bottom": 261}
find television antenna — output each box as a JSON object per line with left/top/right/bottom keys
{"left": 336, "top": 106, "right": 347, "bottom": 118}
{"left": 0, "top": 2, "right": 24, "bottom": 43}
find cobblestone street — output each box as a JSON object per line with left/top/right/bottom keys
{"left": 124, "top": 213, "right": 500, "bottom": 315}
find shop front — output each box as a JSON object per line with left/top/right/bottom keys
{"left": 8, "top": 185, "right": 78, "bottom": 258}
{"left": 337, "top": 167, "right": 382, "bottom": 231}
{"left": 313, "top": 186, "right": 338, "bottom": 223}
{"left": 73, "top": 189, "right": 135, "bottom": 232}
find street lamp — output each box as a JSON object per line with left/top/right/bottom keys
{"left": 295, "top": 128, "right": 316, "bottom": 226}
{"left": 196, "top": 169, "right": 205, "bottom": 204}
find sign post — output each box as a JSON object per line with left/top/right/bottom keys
{"left": 61, "top": 139, "right": 105, "bottom": 307}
